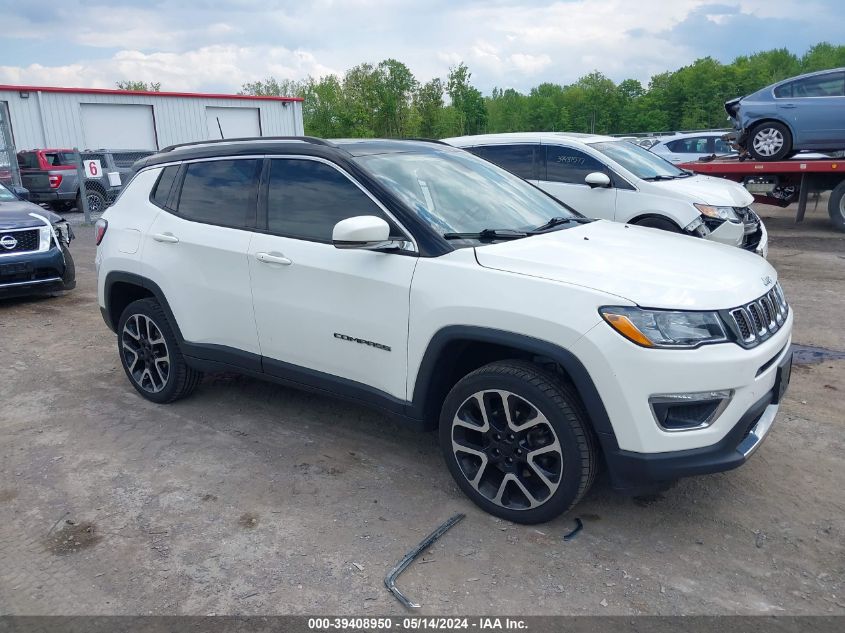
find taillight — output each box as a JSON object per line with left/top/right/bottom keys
{"left": 95, "top": 218, "right": 108, "bottom": 245}
{"left": 49, "top": 174, "right": 63, "bottom": 188}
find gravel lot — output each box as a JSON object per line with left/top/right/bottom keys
{"left": 0, "top": 201, "right": 843, "bottom": 616}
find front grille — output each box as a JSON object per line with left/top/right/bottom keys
{"left": 0, "top": 229, "right": 39, "bottom": 254}
{"left": 727, "top": 284, "right": 788, "bottom": 347}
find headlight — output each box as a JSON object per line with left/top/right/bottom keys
{"left": 694, "top": 203, "right": 740, "bottom": 222}
{"left": 600, "top": 306, "right": 727, "bottom": 348}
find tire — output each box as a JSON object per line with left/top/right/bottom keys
{"left": 49, "top": 201, "right": 72, "bottom": 213}
{"left": 439, "top": 360, "right": 598, "bottom": 524}
{"left": 76, "top": 189, "right": 106, "bottom": 214}
{"left": 747, "top": 121, "right": 792, "bottom": 161}
{"left": 117, "top": 298, "right": 203, "bottom": 404}
{"left": 60, "top": 245, "right": 76, "bottom": 290}
{"left": 633, "top": 216, "right": 681, "bottom": 233}
{"left": 829, "top": 181, "right": 845, "bottom": 232}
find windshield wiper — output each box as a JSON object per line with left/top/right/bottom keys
{"left": 642, "top": 174, "right": 679, "bottom": 181}
{"left": 529, "top": 216, "right": 593, "bottom": 233}
{"left": 442, "top": 228, "right": 528, "bottom": 241}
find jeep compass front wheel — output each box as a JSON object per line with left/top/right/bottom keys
{"left": 117, "top": 298, "right": 202, "bottom": 404}
{"left": 439, "top": 361, "right": 598, "bottom": 524}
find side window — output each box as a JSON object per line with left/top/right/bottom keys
{"left": 266, "top": 159, "right": 394, "bottom": 242}
{"left": 773, "top": 81, "right": 793, "bottom": 98}
{"left": 545, "top": 146, "right": 607, "bottom": 184}
{"left": 176, "top": 159, "right": 260, "bottom": 229}
{"left": 792, "top": 71, "right": 845, "bottom": 97}
{"left": 150, "top": 165, "right": 180, "bottom": 209}
{"left": 713, "top": 138, "right": 733, "bottom": 153}
{"left": 475, "top": 145, "right": 536, "bottom": 180}
{"left": 666, "top": 137, "right": 708, "bottom": 153}
{"left": 777, "top": 72, "right": 845, "bottom": 98}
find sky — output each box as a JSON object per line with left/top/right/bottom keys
{"left": 0, "top": 0, "right": 842, "bottom": 95}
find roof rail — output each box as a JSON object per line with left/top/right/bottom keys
{"left": 159, "top": 136, "right": 334, "bottom": 153}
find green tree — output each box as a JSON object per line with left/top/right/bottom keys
{"left": 116, "top": 80, "right": 161, "bottom": 91}
{"left": 414, "top": 78, "right": 446, "bottom": 138}
{"left": 446, "top": 63, "right": 487, "bottom": 135}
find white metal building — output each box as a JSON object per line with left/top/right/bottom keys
{"left": 0, "top": 85, "right": 304, "bottom": 151}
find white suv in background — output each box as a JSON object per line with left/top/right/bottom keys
{"left": 96, "top": 138, "right": 792, "bottom": 523}
{"left": 445, "top": 132, "right": 767, "bottom": 256}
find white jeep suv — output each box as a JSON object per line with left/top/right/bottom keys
{"left": 445, "top": 132, "right": 768, "bottom": 256}
{"left": 96, "top": 138, "right": 793, "bottom": 523}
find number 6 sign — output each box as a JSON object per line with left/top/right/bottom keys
{"left": 84, "top": 159, "right": 102, "bottom": 178}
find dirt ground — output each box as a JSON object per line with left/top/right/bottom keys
{"left": 0, "top": 200, "right": 843, "bottom": 616}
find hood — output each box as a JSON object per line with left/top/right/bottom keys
{"left": 474, "top": 220, "right": 776, "bottom": 311}
{"left": 0, "top": 200, "right": 63, "bottom": 230}
{"left": 649, "top": 174, "right": 754, "bottom": 207}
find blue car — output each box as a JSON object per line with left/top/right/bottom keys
{"left": 725, "top": 68, "right": 845, "bottom": 161}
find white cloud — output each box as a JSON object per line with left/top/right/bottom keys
{"left": 0, "top": 45, "right": 340, "bottom": 93}
{"left": 0, "top": 0, "right": 841, "bottom": 94}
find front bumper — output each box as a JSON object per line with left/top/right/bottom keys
{"left": 571, "top": 308, "right": 793, "bottom": 489}
{"left": 603, "top": 381, "right": 784, "bottom": 492}
{"left": 27, "top": 191, "right": 76, "bottom": 203}
{"left": 0, "top": 247, "right": 66, "bottom": 298}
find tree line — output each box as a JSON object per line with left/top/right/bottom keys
{"left": 122, "top": 42, "right": 845, "bottom": 139}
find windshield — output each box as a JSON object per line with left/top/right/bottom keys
{"left": 354, "top": 149, "right": 581, "bottom": 237}
{"left": 590, "top": 141, "right": 686, "bottom": 180}
{"left": 0, "top": 183, "right": 17, "bottom": 201}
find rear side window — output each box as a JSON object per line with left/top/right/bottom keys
{"left": 176, "top": 159, "right": 260, "bottom": 229}
{"left": 266, "top": 158, "right": 389, "bottom": 242}
{"left": 474, "top": 145, "right": 537, "bottom": 180}
{"left": 150, "top": 165, "right": 180, "bottom": 209}
{"left": 44, "top": 152, "right": 77, "bottom": 166}
{"left": 545, "top": 146, "right": 607, "bottom": 184}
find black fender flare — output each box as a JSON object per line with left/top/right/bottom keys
{"left": 409, "top": 326, "right": 619, "bottom": 452}
{"left": 103, "top": 271, "right": 182, "bottom": 337}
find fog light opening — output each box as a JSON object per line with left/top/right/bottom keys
{"left": 649, "top": 390, "right": 733, "bottom": 432}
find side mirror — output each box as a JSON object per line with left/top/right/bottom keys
{"left": 585, "top": 172, "right": 611, "bottom": 188}
{"left": 332, "top": 215, "right": 391, "bottom": 250}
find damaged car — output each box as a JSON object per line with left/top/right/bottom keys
{"left": 0, "top": 181, "right": 75, "bottom": 299}
{"left": 725, "top": 68, "right": 845, "bottom": 161}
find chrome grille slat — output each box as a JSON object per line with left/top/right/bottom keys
{"left": 727, "top": 284, "right": 788, "bottom": 348}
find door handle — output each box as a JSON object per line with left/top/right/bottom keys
{"left": 256, "top": 252, "right": 292, "bottom": 266}
{"left": 781, "top": 103, "right": 797, "bottom": 109}
{"left": 152, "top": 233, "right": 179, "bottom": 243}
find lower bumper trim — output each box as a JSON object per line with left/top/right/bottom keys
{"left": 0, "top": 276, "right": 62, "bottom": 289}
{"left": 604, "top": 391, "right": 778, "bottom": 493}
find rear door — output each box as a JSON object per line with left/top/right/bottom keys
{"left": 141, "top": 158, "right": 262, "bottom": 364}
{"left": 539, "top": 144, "right": 617, "bottom": 219}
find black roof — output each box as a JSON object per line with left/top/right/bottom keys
{"left": 134, "top": 136, "right": 455, "bottom": 170}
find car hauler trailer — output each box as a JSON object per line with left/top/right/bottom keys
{"left": 679, "top": 157, "right": 845, "bottom": 232}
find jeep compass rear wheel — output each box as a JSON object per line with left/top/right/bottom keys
{"left": 117, "top": 298, "right": 202, "bottom": 404}
{"left": 439, "top": 361, "right": 597, "bottom": 524}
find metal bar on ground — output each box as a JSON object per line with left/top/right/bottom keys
{"left": 384, "top": 513, "right": 465, "bottom": 609}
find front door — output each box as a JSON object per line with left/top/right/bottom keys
{"left": 249, "top": 157, "right": 418, "bottom": 401}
